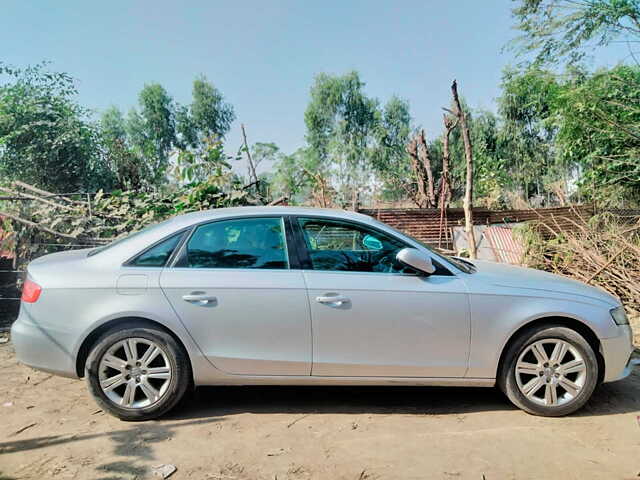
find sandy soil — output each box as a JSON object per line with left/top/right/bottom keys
{"left": 0, "top": 342, "right": 639, "bottom": 480}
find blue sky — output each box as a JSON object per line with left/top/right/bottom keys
{"left": 1, "top": 0, "right": 630, "bottom": 158}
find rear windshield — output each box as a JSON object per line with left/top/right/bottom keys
{"left": 87, "top": 219, "right": 174, "bottom": 257}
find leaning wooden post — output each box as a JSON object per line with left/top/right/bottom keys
{"left": 450, "top": 79, "right": 477, "bottom": 259}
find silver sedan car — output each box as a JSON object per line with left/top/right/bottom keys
{"left": 11, "top": 207, "right": 634, "bottom": 420}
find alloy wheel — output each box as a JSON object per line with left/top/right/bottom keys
{"left": 515, "top": 339, "right": 587, "bottom": 407}
{"left": 98, "top": 338, "right": 172, "bottom": 408}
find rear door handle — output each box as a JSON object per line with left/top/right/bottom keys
{"left": 182, "top": 292, "right": 217, "bottom": 306}
{"left": 316, "top": 294, "right": 350, "bottom": 306}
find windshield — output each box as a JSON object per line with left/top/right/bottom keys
{"left": 374, "top": 220, "right": 476, "bottom": 274}
{"left": 87, "top": 219, "right": 174, "bottom": 257}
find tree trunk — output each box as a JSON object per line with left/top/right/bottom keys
{"left": 406, "top": 132, "right": 436, "bottom": 208}
{"left": 417, "top": 129, "right": 437, "bottom": 207}
{"left": 241, "top": 124, "right": 258, "bottom": 186}
{"left": 451, "top": 80, "right": 477, "bottom": 259}
{"left": 437, "top": 114, "right": 456, "bottom": 248}
{"left": 439, "top": 114, "right": 456, "bottom": 209}
{"left": 406, "top": 137, "right": 428, "bottom": 208}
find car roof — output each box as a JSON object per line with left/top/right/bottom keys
{"left": 171, "top": 206, "right": 376, "bottom": 228}
{"left": 86, "top": 206, "right": 380, "bottom": 265}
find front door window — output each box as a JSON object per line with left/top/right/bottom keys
{"left": 297, "top": 217, "right": 407, "bottom": 273}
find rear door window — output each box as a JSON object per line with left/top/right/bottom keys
{"left": 178, "top": 217, "right": 289, "bottom": 269}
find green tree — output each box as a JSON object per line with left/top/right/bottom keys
{"left": 176, "top": 75, "right": 236, "bottom": 149}
{"left": 101, "top": 75, "right": 236, "bottom": 189}
{"left": 125, "top": 83, "right": 176, "bottom": 185}
{"left": 0, "top": 63, "right": 112, "bottom": 192}
{"left": 469, "top": 110, "right": 510, "bottom": 205}
{"left": 100, "top": 106, "right": 149, "bottom": 190}
{"left": 555, "top": 64, "right": 640, "bottom": 204}
{"left": 271, "top": 147, "right": 328, "bottom": 205}
{"left": 304, "top": 71, "right": 380, "bottom": 206}
{"left": 370, "top": 96, "right": 414, "bottom": 202}
{"left": 511, "top": 0, "right": 640, "bottom": 65}
{"left": 497, "top": 67, "right": 562, "bottom": 199}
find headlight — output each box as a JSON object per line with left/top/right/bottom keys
{"left": 610, "top": 306, "right": 629, "bottom": 325}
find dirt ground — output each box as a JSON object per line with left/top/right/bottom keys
{"left": 0, "top": 342, "right": 639, "bottom": 480}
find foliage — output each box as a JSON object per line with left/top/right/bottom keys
{"left": 370, "top": 96, "right": 414, "bottom": 202}
{"left": 0, "top": 62, "right": 114, "bottom": 192}
{"left": 271, "top": 147, "right": 327, "bottom": 205}
{"left": 470, "top": 110, "right": 511, "bottom": 206}
{"left": 495, "top": 64, "right": 640, "bottom": 206}
{"left": 304, "top": 71, "right": 381, "bottom": 206}
{"left": 554, "top": 64, "right": 640, "bottom": 205}
{"left": 102, "top": 75, "right": 235, "bottom": 189}
{"left": 510, "top": 0, "right": 640, "bottom": 65}
{"left": 100, "top": 106, "right": 149, "bottom": 190}
{"left": 178, "top": 75, "right": 235, "bottom": 148}
{"left": 497, "top": 67, "right": 562, "bottom": 200}
{"left": 126, "top": 83, "right": 176, "bottom": 185}
{"left": 173, "top": 136, "right": 237, "bottom": 184}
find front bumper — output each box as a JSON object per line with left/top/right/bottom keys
{"left": 600, "top": 324, "right": 635, "bottom": 383}
{"left": 10, "top": 304, "right": 79, "bottom": 378}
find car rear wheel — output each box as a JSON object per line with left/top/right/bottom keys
{"left": 85, "top": 325, "right": 190, "bottom": 421}
{"left": 499, "top": 325, "right": 598, "bottom": 417}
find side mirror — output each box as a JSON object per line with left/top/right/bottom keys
{"left": 396, "top": 248, "right": 436, "bottom": 275}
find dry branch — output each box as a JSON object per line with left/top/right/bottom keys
{"left": 0, "top": 186, "right": 76, "bottom": 212}
{"left": 0, "top": 210, "right": 79, "bottom": 240}
{"left": 12, "top": 181, "right": 81, "bottom": 204}
{"left": 522, "top": 212, "right": 640, "bottom": 314}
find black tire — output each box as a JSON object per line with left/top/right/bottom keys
{"left": 85, "top": 324, "right": 191, "bottom": 421}
{"left": 498, "top": 324, "right": 598, "bottom": 417}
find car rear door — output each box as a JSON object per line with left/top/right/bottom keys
{"left": 293, "top": 216, "right": 470, "bottom": 378}
{"left": 159, "top": 216, "right": 312, "bottom": 376}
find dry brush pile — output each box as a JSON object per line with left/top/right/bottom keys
{"left": 0, "top": 179, "right": 256, "bottom": 269}
{"left": 519, "top": 211, "right": 640, "bottom": 345}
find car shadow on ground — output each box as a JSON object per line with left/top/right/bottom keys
{"left": 168, "top": 368, "right": 640, "bottom": 421}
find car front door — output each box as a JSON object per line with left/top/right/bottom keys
{"left": 159, "top": 216, "right": 311, "bottom": 376}
{"left": 294, "top": 216, "right": 470, "bottom": 378}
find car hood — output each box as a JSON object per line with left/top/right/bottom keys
{"left": 468, "top": 259, "right": 620, "bottom": 307}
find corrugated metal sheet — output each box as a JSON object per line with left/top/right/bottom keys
{"left": 484, "top": 226, "right": 524, "bottom": 264}
{"left": 358, "top": 206, "right": 640, "bottom": 254}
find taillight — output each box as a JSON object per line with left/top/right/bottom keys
{"left": 21, "top": 279, "right": 42, "bottom": 303}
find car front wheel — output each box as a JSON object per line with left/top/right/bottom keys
{"left": 85, "top": 324, "right": 191, "bottom": 421}
{"left": 499, "top": 325, "right": 599, "bottom": 417}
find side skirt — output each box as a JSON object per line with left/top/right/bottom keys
{"left": 195, "top": 376, "right": 495, "bottom": 387}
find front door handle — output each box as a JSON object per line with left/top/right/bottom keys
{"left": 316, "top": 294, "right": 350, "bottom": 306}
{"left": 182, "top": 292, "right": 217, "bottom": 306}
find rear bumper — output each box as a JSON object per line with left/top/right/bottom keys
{"left": 600, "top": 325, "right": 635, "bottom": 383}
{"left": 10, "top": 305, "right": 79, "bottom": 378}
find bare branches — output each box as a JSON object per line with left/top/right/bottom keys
{"left": 523, "top": 212, "right": 640, "bottom": 316}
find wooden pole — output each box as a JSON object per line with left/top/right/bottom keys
{"left": 450, "top": 79, "right": 477, "bottom": 259}
{"left": 241, "top": 124, "right": 258, "bottom": 186}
